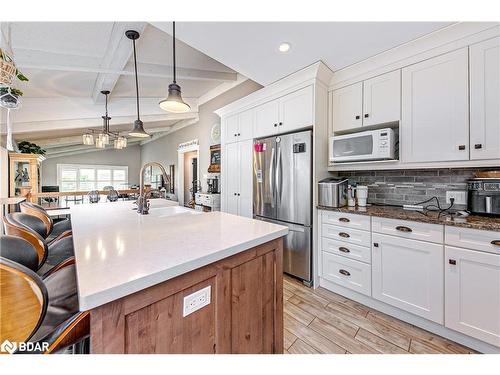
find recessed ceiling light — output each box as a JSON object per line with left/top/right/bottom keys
{"left": 279, "top": 42, "right": 291, "bottom": 53}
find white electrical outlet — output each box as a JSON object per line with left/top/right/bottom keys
{"left": 446, "top": 191, "right": 467, "bottom": 205}
{"left": 183, "top": 285, "right": 211, "bottom": 317}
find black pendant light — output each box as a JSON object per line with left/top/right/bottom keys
{"left": 126, "top": 30, "right": 150, "bottom": 138}
{"left": 159, "top": 22, "right": 191, "bottom": 113}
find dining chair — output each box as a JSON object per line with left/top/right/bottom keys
{"left": 0, "top": 235, "right": 39, "bottom": 272}
{"left": 107, "top": 189, "right": 119, "bottom": 202}
{"left": 0, "top": 256, "right": 89, "bottom": 354}
{"left": 19, "top": 201, "right": 72, "bottom": 244}
{"left": 87, "top": 190, "right": 100, "bottom": 203}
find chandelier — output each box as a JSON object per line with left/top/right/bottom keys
{"left": 82, "top": 90, "right": 127, "bottom": 149}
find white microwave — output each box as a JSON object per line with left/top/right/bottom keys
{"left": 329, "top": 128, "right": 396, "bottom": 163}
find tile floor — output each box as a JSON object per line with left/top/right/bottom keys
{"left": 283, "top": 276, "right": 477, "bottom": 354}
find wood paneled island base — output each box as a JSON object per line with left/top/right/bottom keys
{"left": 90, "top": 238, "right": 283, "bottom": 354}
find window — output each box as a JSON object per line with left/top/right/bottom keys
{"left": 57, "top": 164, "right": 128, "bottom": 192}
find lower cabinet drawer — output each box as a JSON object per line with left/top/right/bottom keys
{"left": 321, "top": 237, "right": 371, "bottom": 264}
{"left": 321, "top": 252, "right": 371, "bottom": 296}
{"left": 322, "top": 223, "right": 371, "bottom": 247}
{"left": 446, "top": 226, "right": 500, "bottom": 255}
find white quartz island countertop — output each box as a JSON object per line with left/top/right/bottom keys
{"left": 70, "top": 199, "right": 289, "bottom": 310}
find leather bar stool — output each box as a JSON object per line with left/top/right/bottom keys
{"left": 0, "top": 235, "right": 39, "bottom": 272}
{"left": 0, "top": 256, "right": 89, "bottom": 354}
{"left": 2, "top": 213, "right": 74, "bottom": 275}
{"left": 20, "top": 201, "right": 72, "bottom": 244}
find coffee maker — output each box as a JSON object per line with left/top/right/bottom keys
{"left": 467, "top": 178, "right": 500, "bottom": 216}
{"left": 207, "top": 175, "right": 219, "bottom": 194}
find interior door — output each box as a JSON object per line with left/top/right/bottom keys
{"left": 401, "top": 48, "right": 469, "bottom": 162}
{"left": 224, "top": 142, "right": 240, "bottom": 215}
{"left": 332, "top": 82, "right": 363, "bottom": 132}
{"left": 276, "top": 130, "right": 312, "bottom": 226}
{"left": 253, "top": 136, "right": 276, "bottom": 220}
{"left": 470, "top": 36, "right": 500, "bottom": 160}
{"left": 362, "top": 70, "right": 401, "bottom": 127}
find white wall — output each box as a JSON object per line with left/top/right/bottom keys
{"left": 141, "top": 80, "right": 262, "bottom": 193}
{"left": 41, "top": 144, "right": 142, "bottom": 187}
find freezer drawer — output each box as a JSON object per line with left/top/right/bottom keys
{"left": 254, "top": 216, "right": 312, "bottom": 282}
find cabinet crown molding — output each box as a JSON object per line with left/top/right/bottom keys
{"left": 215, "top": 61, "right": 333, "bottom": 118}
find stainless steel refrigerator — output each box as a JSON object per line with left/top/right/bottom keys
{"left": 253, "top": 130, "right": 312, "bottom": 284}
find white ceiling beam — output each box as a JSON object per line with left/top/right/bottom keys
{"left": 14, "top": 48, "right": 237, "bottom": 82}
{"left": 43, "top": 142, "right": 143, "bottom": 159}
{"left": 7, "top": 97, "right": 198, "bottom": 123}
{"left": 91, "top": 22, "right": 147, "bottom": 104}
{"left": 197, "top": 73, "right": 249, "bottom": 107}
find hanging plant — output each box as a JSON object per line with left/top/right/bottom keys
{"left": 17, "top": 141, "right": 46, "bottom": 155}
{"left": 0, "top": 86, "right": 23, "bottom": 109}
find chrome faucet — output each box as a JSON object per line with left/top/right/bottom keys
{"left": 137, "top": 162, "right": 170, "bottom": 215}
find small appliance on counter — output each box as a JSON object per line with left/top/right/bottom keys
{"left": 467, "top": 178, "right": 500, "bottom": 216}
{"left": 318, "top": 178, "right": 348, "bottom": 208}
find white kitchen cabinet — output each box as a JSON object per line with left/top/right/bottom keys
{"left": 470, "top": 36, "right": 500, "bottom": 160}
{"left": 322, "top": 252, "right": 372, "bottom": 296}
{"left": 222, "top": 140, "right": 253, "bottom": 218}
{"left": 445, "top": 246, "right": 500, "bottom": 347}
{"left": 254, "top": 86, "right": 314, "bottom": 138}
{"left": 254, "top": 99, "right": 280, "bottom": 138}
{"left": 362, "top": 70, "right": 401, "bottom": 127}
{"left": 223, "top": 110, "right": 255, "bottom": 144}
{"left": 224, "top": 142, "right": 240, "bottom": 215}
{"left": 332, "top": 82, "right": 363, "bottom": 132}
{"left": 401, "top": 48, "right": 469, "bottom": 163}
{"left": 279, "top": 85, "right": 314, "bottom": 132}
{"left": 372, "top": 233, "right": 444, "bottom": 323}
{"left": 224, "top": 114, "right": 240, "bottom": 144}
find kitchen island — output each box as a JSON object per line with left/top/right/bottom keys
{"left": 70, "top": 199, "right": 288, "bottom": 354}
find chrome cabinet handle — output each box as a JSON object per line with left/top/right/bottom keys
{"left": 339, "top": 232, "right": 350, "bottom": 238}
{"left": 338, "top": 217, "right": 350, "bottom": 223}
{"left": 339, "top": 247, "right": 350, "bottom": 253}
{"left": 491, "top": 240, "right": 500, "bottom": 246}
{"left": 339, "top": 269, "right": 351, "bottom": 276}
{"left": 396, "top": 226, "right": 412, "bottom": 233}
{"left": 269, "top": 147, "right": 275, "bottom": 208}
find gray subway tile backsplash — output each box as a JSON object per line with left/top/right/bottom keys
{"left": 330, "top": 168, "right": 492, "bottom": 210}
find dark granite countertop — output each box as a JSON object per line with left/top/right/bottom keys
{"left": 317, "top": 205, "right": 500, "bottom": 232}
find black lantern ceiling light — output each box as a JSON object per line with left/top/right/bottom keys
{"left": 159, "top": 22, "right": 191, "bottom": 113}
{"left": 126, "top": 30, "right": 150, "bottom": 138}
{"left": 82, "top": 90, "right": 127, "bottom": 149}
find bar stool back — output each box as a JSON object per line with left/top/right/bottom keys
{"left": 19, "top": 201, "right": 53, "bottom": 237}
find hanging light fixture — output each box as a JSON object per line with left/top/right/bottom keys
{"left": 95, "top": 137, "right": 105, "bottom": 149}
{"left": 118, "top": 136, "right": 127, "bottom": 148}
{"left": 82, "top": 133, "right": 94, "bottom": 145}
{"left": 126, "top": 30, "right": 150, "bottom": 138}
{"left": 99, "top": 90, "right": 111, "bottom": 145}
{"left": 159, "top": 22, "right": 191, "bottom": 113}
{"left": 114, "top": 139, "right": 123, "bottom": 149}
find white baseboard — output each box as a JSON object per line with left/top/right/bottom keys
{"left": 319, "top": 277, "right": 500, "bottom": 354}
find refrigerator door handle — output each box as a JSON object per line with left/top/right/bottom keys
{"left": 276, "top": 144, "right": 282, "bottom": 205}
{"left": 269, "top": 146, "right": 275, "bottom": 208}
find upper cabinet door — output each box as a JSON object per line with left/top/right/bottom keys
{"left": 254, "top": 100, "right": 280, "bottom": 139}
{"left": 238, "top": 109, "right": 255, "bottom": 141}
{"left": 470, "top": 37, "right": 500, "bottom": 160}
{"left": 224, "top": 114, "right": 240, "bottom": 144}
{"left": 362, "top": 70, "right": 401, "bottom": 127}
{"left": 279, "top": 85, "right": 314, "bottom": 132}
{"left": 402, "top": 48, "right": 469, "bottom": 163}
{"left": 332, "top": 82, "right": 363, "bottom": 132}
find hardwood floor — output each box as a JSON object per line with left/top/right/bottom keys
{"left": 282, "top": 276, "right": 477, "bottom": 354}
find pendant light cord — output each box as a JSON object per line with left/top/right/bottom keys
{"left": 132, "top": 38, "right": 140, "bottom": 120}
{"left": 172, "top": 21, "right": 176, "bottom": 84}
{"left": 105, "top": 92, "right": 109, "bottom": 133}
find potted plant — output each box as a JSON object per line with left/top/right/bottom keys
{"left": 1, "top": 48, "right": 29, "bottom": 108}
{"left": 17, "top": 141, "right": 46, "bottom": 155}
